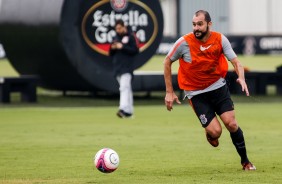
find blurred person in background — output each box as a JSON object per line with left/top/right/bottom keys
{"left": 109, "top": 19, "right": 139, "bottom": 118}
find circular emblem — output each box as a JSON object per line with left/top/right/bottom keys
{"left": 81, "top": 0, "right": 159, "bottom": 56}
{"left": 60, "top": 0, "right": 163, "bottom": 91}
{"left": 110, "top": 0, "right": 128, "bottom": 12}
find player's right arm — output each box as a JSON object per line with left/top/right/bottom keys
{"left": 163, "top": 37, "right": 186, "bottom": 111}
{"left": 164, "top": 56, "right": 181, "bottom": 111}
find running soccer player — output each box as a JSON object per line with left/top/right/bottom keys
{"left": 163, "top": 10, "right": 256, "bottom": 171}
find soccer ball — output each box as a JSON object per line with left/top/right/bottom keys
{"left": 94, "top": 148, "right": 119, "bottom": 173}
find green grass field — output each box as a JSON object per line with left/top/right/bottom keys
{"left": 0, "top": 56, "right": 282, "bottom": 183}
{"left": 1, "top": 102, "right": 282, "bottom": 184}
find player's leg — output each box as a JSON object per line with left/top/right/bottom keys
{"left": 220, "top": 111, "right": 255, "bottom": 170}
{"left": 219, "top": 110, "right": 238, "bottom": 132}
{"left": 116, "top": 73, "right": 133, "bottom": 118}
{"left": 189, "top": 93, "right": 222, "bottom": 147}
{"left": 205, "top": 116, "right": 222, "bottom": 147}
{"left": 216, "top": 85, "right": 256, "bottom": 170}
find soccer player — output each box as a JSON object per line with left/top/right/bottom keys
{"left": 163, "top": 10, "right": 256, "bottom": 170}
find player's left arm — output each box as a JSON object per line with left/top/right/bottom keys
{"left": 221, "top": 34, "right": 249, "bottom": 96}
{"left": 230, "top": 57, "right": 249, "bottom": 96}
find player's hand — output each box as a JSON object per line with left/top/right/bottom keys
{"left": 165, "top": 92, "right": 181, "bottom": 111}
{"left": 236, "top": 78, "right": 249, "bottom": 96}
{"left": 115, "top": 42, "right": 123, "bottom": 49}
{"left": 111, "top": 43, "right": 117, "bottom": 49}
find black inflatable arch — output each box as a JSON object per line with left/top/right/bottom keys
{"left": 0, "top": 0, "right": 164, "bottom": 92}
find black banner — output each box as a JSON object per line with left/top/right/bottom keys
{"left": 228, "top": 35, "right": 282, "bottom": 55}
{"left": 156, "top": 35, "right": 282, "bottom": 55}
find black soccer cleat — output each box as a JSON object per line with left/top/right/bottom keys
{"left": 242, "top": 162, "right": 256, "bottom": 171}
{"left": 116, "top": 110, "right": 132, "bottom": 118}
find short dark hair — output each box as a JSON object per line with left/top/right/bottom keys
{"left": 115, "top": 19, "right": 125, "bottom": 27}
{"left": 195, "top": 10, "right": 211, "bottom": 23}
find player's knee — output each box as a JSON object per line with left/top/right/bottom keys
{"left": 207, "top": 127, "right": 222, "bottom": 139}
{"left": 206, "top": 117, "right": 222, "bottom": 138}
{"left": 221, "top": 113, "right": 238, "bottom": 132}
{"left": 213, "top": 128, "right": 222, "bottom": 138}
{"left": 225, "top": 120, "right": 238, "bottom": 132}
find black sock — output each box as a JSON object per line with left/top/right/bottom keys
{"left": 230, "top": 127, "right": 249, "bottom": 164}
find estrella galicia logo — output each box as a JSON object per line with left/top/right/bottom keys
{"left": 81, "top": 0, "right": 159, "bottom": 56}
{"left": 110, "top": 0, "right": 128, "bottom": 12}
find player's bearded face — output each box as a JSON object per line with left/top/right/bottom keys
{"left": 193, "top": 24, "right": 209, "bottom": 40}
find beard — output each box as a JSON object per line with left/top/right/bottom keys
{"left": 117, "top": 32, "right": 125, "bottom": 36}
{"left": 193, "top": 26, "right": 209, "bottom": 40}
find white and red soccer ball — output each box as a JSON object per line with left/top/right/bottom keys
{"left": 94, "top": 148, "right": 119, "bottom": 173}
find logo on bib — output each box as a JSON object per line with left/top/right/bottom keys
{"left": 200, "top": 45, "right": 212, "bottom": 51}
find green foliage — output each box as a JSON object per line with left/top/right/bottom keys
{"left": 0, "top": 100, "right": 282, "bottom": 183}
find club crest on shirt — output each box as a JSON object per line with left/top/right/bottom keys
{"left": 199, "top": 114, "right": 208, "bottom": 125}
{"left": 122, "top": 36, "right": 129, "bottom": 44}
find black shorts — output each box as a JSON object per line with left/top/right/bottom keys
{"left": 189, "top": 85, "right": 234, "bottom": 128}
